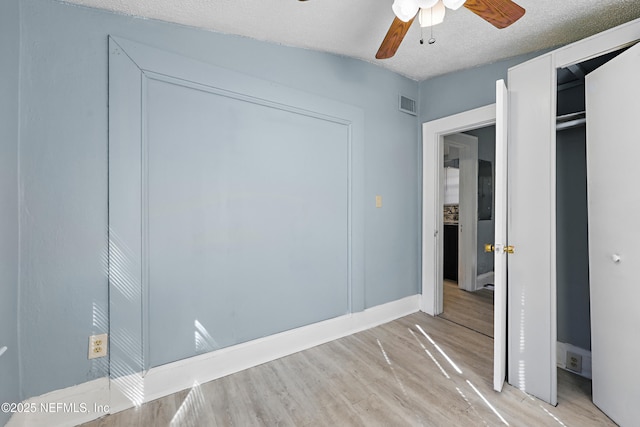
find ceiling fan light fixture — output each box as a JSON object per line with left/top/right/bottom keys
{"left": 418, "top": 1, "right": 446, "bottom": 27}
{"left": 442, "top": 0, "right": 467, "bottom": 10}
{"left": 392, "top": 0, "right": 419, "bottom": 22}
{"left": 416, "top": 0, "right": 439, "bottom": 8}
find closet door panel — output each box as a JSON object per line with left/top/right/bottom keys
{"left": 586, "top": 41, "right": 640, "bottom": 427}
{"left": 507, "top": 54, "right": 557, "bottom": 405}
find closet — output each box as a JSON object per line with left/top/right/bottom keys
{"left": 554, "top": 51, "right": 626, "bottom": 380}
{"left": 506, "top": 18, "right": 640, "bottom": 425}
{"left": 555, "top": 62, "right": 591, "bottom": 379}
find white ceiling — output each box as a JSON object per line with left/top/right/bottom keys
{"left": 62, "top": 0, "right": 640, "bottom": 81}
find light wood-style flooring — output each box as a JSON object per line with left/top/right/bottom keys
{"left": 83, "top": 312, "right": 613, "bottom": 426}
{"left": 440, "top": 279, "right": 494, "bottom": 337}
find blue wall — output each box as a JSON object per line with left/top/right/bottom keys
{"left": 0, "top": 0, "right": 21, "bottom": 424}
{"left": 419, "top": 51, "right": 550, "bottom": 123}
{"left": 4, "top": 0, "right": 565, "bottom": 409}
{"left": 108, "top": 41, "right": 364, "bottom": 369}
{"left": 12, "top": 0, "right": 420, "bottom": 400}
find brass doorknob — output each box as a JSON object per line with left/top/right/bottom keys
{"left": 484, "top": 244, "right": 495, "bottom": 253}
{"left": 505, "top": 245, "right": 515, "bottom": 254}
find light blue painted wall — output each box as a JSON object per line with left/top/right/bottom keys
{"left": 141, "top": 70, "right": 352, "bottom": 366}
{"left": 419, "top": 51, "right": 551, "bottom": 123}
{"left": 15, "top": 0, "right": 420, "bottom": 399}
{"left": 0, "top": 0, "right": 21, "bottom": 424}
{"left": 147, "top": 102, "right": 350, "bottom": 365}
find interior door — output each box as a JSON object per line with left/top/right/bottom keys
{"left": 585, "top": 41, "right": 640, "bottom": 427}
{"left": 493, "top": 80, "right": 508, "bottom": 392}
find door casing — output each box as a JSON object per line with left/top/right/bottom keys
{"left": 421, "top": 104, "right": 495, "bottom": 316}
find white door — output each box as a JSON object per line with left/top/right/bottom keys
{"left": 585, "top": 42, "right": 640, "bottom": 427}
{"left": 507, "top": 54, "right": 557, "bottom": 405}
{"left": 443, "top": 133, "right": 478, "bottom": 292}
{"left": 493, "top": 80, "right": 508, "bottom": 392}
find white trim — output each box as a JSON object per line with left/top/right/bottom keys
{"left": 476, "top": 271, "right": 494, "bottom": 288}
{"left": 422, "top": 104, "right": 496, "bottom": 316}
{"left": 556, "top": 342, "right": 592, "bottom": 380}
{"left": 553, "top": 18, "right": 640, "bottom": 68}
{"left": 134, "top": 294, "right": 420, "bottom": 406}
{"left": 137, "top": 294, "right": 419, "bottom": 405}
{"left": 9, "top": 295, "right": 420, "bottom": 427}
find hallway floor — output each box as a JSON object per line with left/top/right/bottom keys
{"left": 440, "top": 279, "right": 494, "bottom": 337}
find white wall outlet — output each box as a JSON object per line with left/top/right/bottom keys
{"left": 88, "top": 333, "right": 108, "bottom": 359}
{"left": 567, "top": 351, "right": 582, "bottom": 373}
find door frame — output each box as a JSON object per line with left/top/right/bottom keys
{"left": 443, "top": 133, "right": 478, "bottom": 292}
{"left": 421, "top": 104, "right": 496, "bottom": 316}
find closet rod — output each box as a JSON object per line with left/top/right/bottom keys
{"left": 556, "top": 111, "right": 586, "bottom": 131}
{"left": 556, "top": 118, "right": 586, "bottom": 131}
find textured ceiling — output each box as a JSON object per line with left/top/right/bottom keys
{"left": 61, "top": 0, "right": 640, "bottom": 80}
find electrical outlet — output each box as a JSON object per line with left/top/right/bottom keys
{"left": 88, "top": 333, "right": 108, "bottom": 359}
{"left": 567, "top": 351, "right": 582, "bottom": 373}
{"left": 375, "top": 195, "right": 383, "bottom": 208}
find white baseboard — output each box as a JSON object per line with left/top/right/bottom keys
{"left": 476, "top": 271, "right": 494, "bottom": 289}
{"left": 556, "top": 341, "right": 592, "bottom": 379}
{"left": 9, "top": 295, "right": 420, "bottom": 427}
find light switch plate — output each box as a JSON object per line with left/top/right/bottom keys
{"left": 375, "top": 195, "right": 383, "bottom": 208}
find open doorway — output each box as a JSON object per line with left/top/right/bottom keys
{"left": 421, "top": 100, "right": 506, "bottom": 391}
{"left": 439, "top": 126, "right": 496, "bottom": 338}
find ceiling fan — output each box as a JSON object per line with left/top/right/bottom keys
{"left": 375, "top": 0, "right": 526, "bottom": 59}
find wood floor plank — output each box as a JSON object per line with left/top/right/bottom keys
{"left": 81, "top": 311, "right": 614, "bottom": 427}
{"left": 439, "top": 279, "right": 494, "bottom": 337}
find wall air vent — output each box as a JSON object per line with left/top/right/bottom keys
{"left": 399, "top": 95, "right": 417, "bottom": 116}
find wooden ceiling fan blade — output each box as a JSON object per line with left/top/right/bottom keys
{"left": 376, "top": 16, "right": 416, "bottom": 59}
{"left": 463, "top": 0, "right": 525, "bottom": 29}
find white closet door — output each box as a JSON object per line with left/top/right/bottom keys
{"left": 586, "top": 41, "right": 640, "bottom": 427}
{"left": 507, "top": 54, "right": 557, "bottom": 405}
